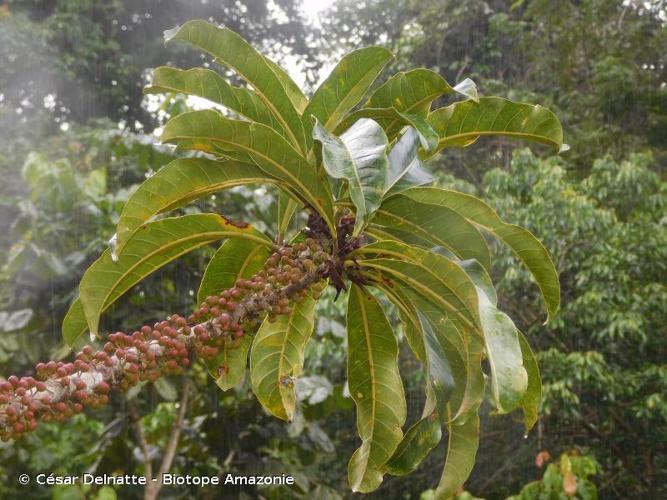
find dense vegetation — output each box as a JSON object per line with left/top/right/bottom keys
{"left": 0, "top": 1, "right": 664, "bottom": 499}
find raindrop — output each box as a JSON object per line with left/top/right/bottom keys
{"left": 89, "top": 331, "right": 97, "bottom": 342}
{"left": 108, "top": 233, "right": 119, "bottom": 262}
{"left": 523, "top": 433, "right": 529, "bottom": 439}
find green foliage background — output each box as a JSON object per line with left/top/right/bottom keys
{"left": 0, "top": 0, "right": 664, "bottom": 498}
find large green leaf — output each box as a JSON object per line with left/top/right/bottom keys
{"left": 165, "top": 20, "right": 308, "bottom": 153}
{"left": 403, "top": 289, "right": 485, "bottom": 423}
{"left": 356, "top": 241, "right": 481, "bottom": 333}
{"left": 370, "top": 194, "right": 491, "bottom": 269}
{"left": 115, "top": 158, "right": 277, "bottom": 253}
{"left": 303, "top": 46, "right": 393, "bottom": 141}
{"left": 160, "top": 110, "right": 335, "bottom": 234}
{"left": 250, "top": 293, "right": 317, "bottom": 421}
{"left": 518, "top": 331, "right": 542, "bottom": 432}
{"left": 365, "top": 68, "right": 453, "bottom": 138}
{"left": 313, "top": 118, "right": 388, "bottom": 235}
{"left": 78, "top": 214, "right": 272, "bottom": 337}
{"left": 382, "top": 309, "right": 456, "bottom": 476}
{"left": 435, "top": 412, "right": 480, "bottom": 499}
{"left": 478, "top": 291, "right": 528, "bottom": 413}
{"left": 145, "top": 67, "right": 289, "bottom": 137}
{"left": 263, "top": 55, "right": 308, "bottom": 114}
{"left": 367, "top": 69, "right": 451, "bottom": 109}
{"left": 197, "top": 238, "right": 271, "bottom": 305}
{"left": 401, "top": 187, "right": 560, "bottom": 321}
{"left": 427, "top": 97, "right": 564, "bottom": 154}
{"left": 440, "top": 250, "right": 527, "bottom": 415}
{"left": 347, "top": 284, "right": 406, "bottom": 493}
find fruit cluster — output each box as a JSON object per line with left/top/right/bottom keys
{"left": 0, "top": 239, "right": 330, "bottom": 441}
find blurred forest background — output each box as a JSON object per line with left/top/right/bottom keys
{"left": 0, "top": 1, "right": 665, "bottom": 499}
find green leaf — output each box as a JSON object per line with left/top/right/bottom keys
{"left": 356, "top": 241, "right": 481, "bottom": 334}
{"left": 263, "top": 55, "right": 308, "bottom": 114}
{"left": 365, "top": 69, "right": 453, "bottom": 137}
{"left": 347, "top": 284, "right": 406, "bottom": 493}
{"left": 518, "top": 331, "right": 542, "bottom": 432}
{"left": 403, "top": 289, "right": 485, "bottom": 423}
{"left": 303, "top": 46, "right": 393, "bottom": 140}
{"left": 382, "top": 310, "right": 456, "bottom": 476}
{"left": 313, "top": 118, "right": 388, "bottom": 235}
{"left": 161, "top": 110, "right": 335, "bottom": 234}
{"left": 197, "top": 238, "right": 271, "bottom": 305}
{"left": 210, "top": 335, "right": 253, "bottom": 392}
{"left": 385, "top": 127, "right": 435, "bottom": 196}
{"left": 165, "top": 20, "right": 308, "bottom": 153}
{"left": 427, "top": 97, "right": 564, "bottom": 154}
{"left": 402, "top": 187, "right": 560, "bottom": 322}
{"left": 446, "top": 251, "right": 527, "bottom": 414}
{"left": 335, "top": 107, "right": 439, "bottom": 153}
{"left": 79, "top": 214, "right": 272, "bottom": 337}
{"left": 145, "top": 66, "right": 290, "bottom": 137}
{"left": 435, "top": 412, "right": 480, "bottom": 499}
{"left": 115, "top": 158, "right": 277, "bottom": 253}
{"left": 369, "top": 194, "right": 491, "bottom": 269}
{"left": 367, "top": 69, "right": 452, "bottom": 109}
{"left": 250, "top": 293, "right": 317, "bottom": 421}
{"left": 62, "top": 297, "right": 89, "bottom": 346}
{"left": 478, "top": 291, "right": 528, "bottom": 413}
{"left": 277, "top": 190, "right": 299, "bottom": 242}
{"left": 383, "top": 404, "right": 442, "bottom": 476}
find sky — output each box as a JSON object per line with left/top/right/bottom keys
{"left": 300, "top": 0, "right": 332, "bottom": 20}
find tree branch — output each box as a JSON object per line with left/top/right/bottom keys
{"left": 144, "top": 377, "right": 191, "bottom": 500}
{"left": 0, "top": 239, "right": 331, "bottom": 440}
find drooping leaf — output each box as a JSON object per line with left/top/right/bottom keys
{"left": 382, "top": 309, "right": 456, "bottom": 476}
{"left": 518, "top": 331, "right": 542, "bottom": 432}
{"left": 165, "top": 20, "right": 308, "bottom": 153}
{"left": 403, "top": 289, "right": 485, "bottom": 423}
{"left": 197, "top": 238, "right": 271, "bottom": 305}
{"left": 382, "top": 396, "right": 442, "bottom": 476}
{"left": 427, "top": 97, "right": 564, "bottom": 154}
{"left": 145, "top": 66, "right": 288, "bottom": 136}
{"left": 303, "top": 46, "right": 393, "bottom": 140}
{"left": 160, "top": 110, "right": 335, "bottom": 234}
{"left": 115, "top": 158, "right": 278, "bottom": 253}
{"left": 384, "top": 127, "right": 435, "bottom": 196}
{"left": 210, "top": 335, "right": 253, "bottom": 392}
{"left": 478, "top": 291, "right": 528, "bottom": 413}
{"left": 347, "top": 284, "right": 406, "bottom": 493}
{"left": 250, "top": 293, "right": 317, "bottom": 421}
{"left": 78, "top": 214, "right": 272, "bottom": 337}
{"left": 401, "top": 187, "right": 560, "bottom": 321}
{"left": 435, "top": 412, "right": 480, "bottom": 499}
{"left": 369, "top": 194, "right": 491, "bottom": 269}
{"left": 313, "top": 118, "right": 388, "bottom": 235}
